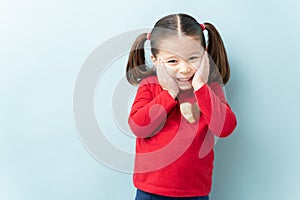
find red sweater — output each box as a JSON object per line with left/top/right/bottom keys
{"left": 128, "top": 76, "right": 237, "bottom": 197}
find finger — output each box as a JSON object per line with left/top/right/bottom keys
{"left": 195, "top": 54, "right": 205, "bottom": 76}
{"left": 194, "top": 62, "right": 202, "bottom": 79}
{"left": 156, "top": 58, "right": 162, "bottom": 68}
{"left": 203, "top": 52, "right": 210, "bottom": 80}
{"left": 199, "top": 51, "right": 206, "bottom": 69}
{"left": 204, "top": 51, "right": 210, "bottom": 72}
{"left": 155, "top": 57, "right": 163, "bottom": 67}
{"left": 203, "top": 51, "right": 208, "bottom": 67}
{"left": 156, "top": 58, "right": 162, "bottom": 72}
{"left": 190, "top": 53, "right": 205, "bottom": 71}
{"left": 198, "top": 52, "right": 207, "bottom": 74}
{"left": 194, "top": 52, "right": 207, "bottom": 79}
{"left": 204, "top": 51, "right": 209, "bottom": 64}
{"left": 156, "top": 59, "right": 169, "bottom": 81}
{"left": 158, "top": 59, "right": 169, "bottom": 77}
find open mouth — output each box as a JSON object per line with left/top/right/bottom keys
{"left": 176, "top": 75, "right": 194, "bottom": 82}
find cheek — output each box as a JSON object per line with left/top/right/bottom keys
{"left": 165, "top": 65, "right": 177, "bottom": 77}
{"left": 191, "top": 61, "right": 202, "bottom": 71}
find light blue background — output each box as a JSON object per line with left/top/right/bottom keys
{"left": 1, "top": 0, "right": 299, "bottom": 199}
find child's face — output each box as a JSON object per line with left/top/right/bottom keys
{"left": 151, "top": 35, "right": 205, "bottom": 90}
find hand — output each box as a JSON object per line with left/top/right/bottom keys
{"left": 156, "top": 58, "right": 179, "bottom": 98}
{"left": 192, "top": 51, "right": 210, "bottom": 91}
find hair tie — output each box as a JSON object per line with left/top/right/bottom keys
{"left": 147, "top": 33, "right": 151, "bottom": 40}
{"left": 200, "top": 23, "right": 206, "bottom": 31}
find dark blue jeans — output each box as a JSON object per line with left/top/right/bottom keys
{"left": 135, "top": 189, "right": 209, "bottom": 200}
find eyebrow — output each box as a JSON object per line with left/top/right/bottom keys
{"left": 188, "top": 52, "right": 202, "bottom": 55}
{"left": 164, "top": 52, "right": 202, "bottom": 59}
{"left": 165, "top": 56, "right": 176, "bottom": 59}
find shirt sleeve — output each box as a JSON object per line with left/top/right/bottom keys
{"left": 128, "top": 79, "right": 177, "bottom": 138}
{"left": 194, "top": 82, "right": 237, "bottom": 138}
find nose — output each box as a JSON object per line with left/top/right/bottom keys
{"left": 177, "top": 62, "right": 192, "bottom": 74}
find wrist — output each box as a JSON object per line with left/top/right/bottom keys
{"left": 167, "top": 90, "right": 178, "bottom": 99}
{"left": 193, "top": 82, "right": 205, "bottom": 91}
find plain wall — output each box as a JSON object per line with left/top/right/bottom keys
{"left": 1, "top": 0, "right": 299, "bottom": 199}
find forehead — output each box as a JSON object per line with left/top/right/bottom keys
{"left": 157, "top": 36, "right": 203, "bottom": 58}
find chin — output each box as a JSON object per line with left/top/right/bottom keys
{"left": 177, "top": 82, "right": 193, "bottom": 90}
{"left": 176, "top": 79, "right": 193, "bottom": 90}
{"left": 179, "top": 85, "right": 192, "bottom": 90}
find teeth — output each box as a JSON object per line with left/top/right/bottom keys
{"left": 177, "top": 78, "right": 190, "bottom": 81}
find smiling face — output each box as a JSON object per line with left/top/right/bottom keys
{"left": 151, "top": 35, "right": 205, "bottom": 90}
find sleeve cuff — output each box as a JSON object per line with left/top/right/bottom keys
{"left": 160, "top": 90, "right": 178, "bottom": 113}
{"left": 194, "top": 83, "right": 210, "bottom": 98}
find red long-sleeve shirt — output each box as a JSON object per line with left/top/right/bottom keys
{"left": 128, "top": 76, "right": 237, "bottom": 197}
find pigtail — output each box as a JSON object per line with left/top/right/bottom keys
{"left": 126, "top": 33, "right": 155, "bottom": 85}
{"left": 204, "top": 22, "right": 230, "bottom": 85}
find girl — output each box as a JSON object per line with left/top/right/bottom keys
{"left": 126, "top": 13, "right": 237, "bottom": 200}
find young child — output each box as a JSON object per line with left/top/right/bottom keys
{"left": 126, "top": 13, "right": 237, "bottom": 200}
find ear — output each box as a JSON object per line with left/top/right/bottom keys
{"left": 151, "top": 55, "right": 157, "bottom": 65}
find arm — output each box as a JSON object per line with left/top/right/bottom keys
{"left": 128, "top": 79, "right": 177, "bottom": 138}
{"left": 194, "top": 82, "right": 237, "bottom": 138}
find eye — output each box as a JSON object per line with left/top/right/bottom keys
{"left": 188, "top": 57, "right": 199, "bottom": 62}
{"left": 167, "top": 60, "right": 177, "bottom": 64}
